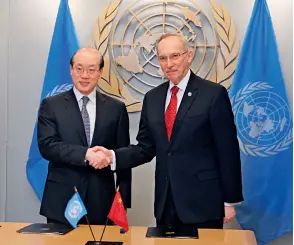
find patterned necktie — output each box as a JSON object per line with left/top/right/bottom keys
{"left": 81, "top": 96, "right": 90, "bottom": 146}
{"left": 165, "top": 86, "right": 179, "bottom": 141}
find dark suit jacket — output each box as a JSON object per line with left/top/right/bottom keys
{"left": 38, "top": 88, "right": 131, "bottom": 225}
{"left": 115, "top": 72, "right": 243, "bottom": 224}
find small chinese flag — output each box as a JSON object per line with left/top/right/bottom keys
{"left": 107, "top": 191, "right": 129, "bottom": 231}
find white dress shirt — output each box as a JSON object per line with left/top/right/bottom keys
{"left": 73, "top": 86, "right": 96, "bottom": 145}
{"left": 165, "top": 70, "right": 190, "bottom": 111}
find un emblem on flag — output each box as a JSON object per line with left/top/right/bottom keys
{"left": 231, "top": 82, "right": 292, "bottom": 157}
{"left": 68, "top": 200, "right": 84, "bottom": 219}
{"left": 46, "top": 83, "right": 73, "bottom": 98}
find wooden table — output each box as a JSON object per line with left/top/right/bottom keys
{"left": 0, "top": 222, "right": 257, "bottom": 245}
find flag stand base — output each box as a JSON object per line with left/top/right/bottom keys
{"left": 146, "top": 226, "right": 199, "bottom": 239}
{"left": 85, "top": 241, "right": 123, "bottom": 245}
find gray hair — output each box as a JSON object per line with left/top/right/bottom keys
{"left": 156, "top": 33, "right": 190, "bottom": 53}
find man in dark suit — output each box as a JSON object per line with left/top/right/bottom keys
{"left": 96, "top": 33, "right": 243, "bottom": 229}
{"left": 37, "top": 48, "right": 131, "bottom": 225}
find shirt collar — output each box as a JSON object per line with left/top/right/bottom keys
{"left": 73, "top": 86, "right": 97, "bottom": 104}
{"left": 168, "top": 70, "right": 191, "bottom": 92}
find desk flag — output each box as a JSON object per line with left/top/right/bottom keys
{"left": 65, "top": 192, "right": 87, "bottom": 229}
{"left": 107, "top": 191, "right": 129, "bottom": 232}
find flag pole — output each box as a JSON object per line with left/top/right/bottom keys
{"left": 98, "top": 186, "right": 120, "bottom": 243}
{"left": 98, "top": 217, "right": 109, "bottom": 244}
{"left": 85, "top": 216, "right": 97, "bottom": 242}
{"left": 74, "top": 187, "right": 96, "bottom": 242}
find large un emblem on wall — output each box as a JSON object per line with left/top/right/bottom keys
{"left": 111, "top": 0, "right": 217, "bottom": 95}
{"left": 231, "top": 82, "right": 292, "bottom": 157}
{"left": 90, "top": 0, "right": 240, "bottom": 112}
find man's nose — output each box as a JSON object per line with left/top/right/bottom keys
{"left": 81, "top": 70, "right": 90, "bottom": 78}
{"left": 166, "top": 57, "right": 174, "bottom": 68}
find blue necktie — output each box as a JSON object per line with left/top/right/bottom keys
{"left": 81, "top": 96, "right": 90, "bottom": 146}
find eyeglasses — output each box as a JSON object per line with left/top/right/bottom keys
{"left": 73, "top": 66, "right": 100, "bottom": 76}
{"left": 158, "top": 51, "right": 188, "bottom": 63}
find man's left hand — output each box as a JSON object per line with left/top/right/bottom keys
{"left": 224, "top": 206, "right": 236, "bottom": 224}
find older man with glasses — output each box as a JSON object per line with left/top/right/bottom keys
{"left": 96, "top": 33, "right": 243, "bottom": 230}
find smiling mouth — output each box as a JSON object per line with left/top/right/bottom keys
{"left": 79, "top": 81, "right": 89, "bottom": 85}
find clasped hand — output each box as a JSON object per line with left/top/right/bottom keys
{"left": 85, "top": 146, "right": 112, "bottom": 169}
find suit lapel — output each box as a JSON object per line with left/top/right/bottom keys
{"left": 64, "top": 89, "right": 88, "bottom": 146}
{"left": 156, "top": 82, "right": 170, "bottom": 145}
{"left": 91, "top": 91, "right": 106, "bottom": 146}
{"left": 168, "top": 72, "right": 199, "bottom": 148}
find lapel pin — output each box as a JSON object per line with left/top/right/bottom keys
{"left": 188, "top": 92, "right": 192, "bottom": 96}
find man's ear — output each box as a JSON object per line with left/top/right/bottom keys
{"left": 187, "top": 49, "right": 194, "bottom": 64}
{"left": 70, "top": 65, "right": 74, "bottom": 75}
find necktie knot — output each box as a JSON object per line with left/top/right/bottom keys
{"left": 82, "top": 96, "right": 89, "bottom": 107}
{"left": 171, "top": 86, "right": 179, "bottom": 95}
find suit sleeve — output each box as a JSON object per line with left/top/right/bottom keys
{"left": 115, "top": 104, "right": 132, "bottom": 208}
{"left": 210, "top": 86, "right": 243, "bottom": 203}
{"left": 114, "top": 94, "right": 156, "bottom": 171}
{"left": 37, "top": 98, "right": 88, "bottom": 167}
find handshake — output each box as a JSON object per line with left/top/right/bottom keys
{"left": 85, "top": 146, "right": 112, "bottom": 169}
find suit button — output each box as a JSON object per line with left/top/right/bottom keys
{"left": 167, "top": 152, "right": 171, "bottom": 157}
{"left": 165, "top": 176, "right": 169, "bottom": 180}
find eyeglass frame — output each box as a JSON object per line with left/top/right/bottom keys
{"left": 158, "top": 51, "right": 188, "bottom": 63}
{"left": 72, "top": 65, "right": 101, "bottom": 76}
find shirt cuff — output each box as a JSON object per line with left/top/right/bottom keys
{"left": 224, "top": 202, "right": 239, "bottom": 206}
{"left": 110, "top": 150, "right": 116, "bottom": 171}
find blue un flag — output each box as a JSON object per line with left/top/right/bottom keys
{"left": 26, "top": 0, "right": 79, "bottom": 200}
{"left": 229, "top": 0, "right": 293, "bottom": 244}
{"left": 65, "top": 192, "right": 87, "bottom": 229}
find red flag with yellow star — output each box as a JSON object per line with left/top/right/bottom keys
{"left": 107, "top": 191, "right": 128, "bottom": 231}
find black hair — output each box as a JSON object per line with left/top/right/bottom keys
{"left": 70, "top": 50, "right": 104, "bottom": 70}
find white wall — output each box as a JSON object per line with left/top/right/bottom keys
{"left": 0, "top": 0, "right": 292, "bottom": 244}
